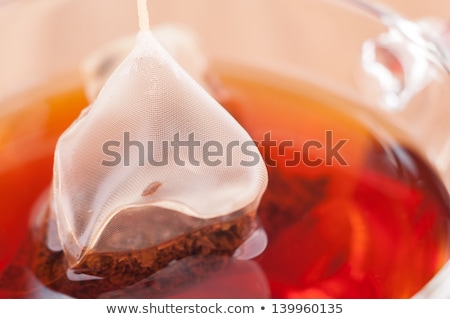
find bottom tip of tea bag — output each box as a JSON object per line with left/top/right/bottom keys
{"left": 31, "top": 202, "right": 262, "bottom": 297}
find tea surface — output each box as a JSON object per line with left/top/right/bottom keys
{"left": 0, "top": 66, "right": 448, "bottom": 298}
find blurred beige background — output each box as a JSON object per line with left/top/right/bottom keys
{"left": 384, "top": 0, "right": 450, "bottom": 18}
{"left": 1, "top": 0, "right": 450, "bottom": 99}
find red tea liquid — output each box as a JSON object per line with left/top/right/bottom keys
{"left": 0, "top": 66, "right": 449, "bottom": 298}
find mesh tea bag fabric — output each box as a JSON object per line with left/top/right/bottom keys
{"left": 82, "top": 23, "right": 213, "bottom": 103}
{"left": 51, "top": 27, "right": 268, "bottom": 268}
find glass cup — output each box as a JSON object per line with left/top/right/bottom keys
{"left": 0, "top": 0, "right": 449, "bottom": 298}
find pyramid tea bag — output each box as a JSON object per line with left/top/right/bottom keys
{"left": 47, "top": 0, "right": 268, "bottom": 281}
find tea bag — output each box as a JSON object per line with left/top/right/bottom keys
{"left": 50, "top": 0, "right": 268, "bottom": 279}
{"left": 81, "top": 23, "right": 214, "bottom": 103}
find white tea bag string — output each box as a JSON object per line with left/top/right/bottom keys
{"left": 138, "top": 0, "right": 150, "bottom": 32}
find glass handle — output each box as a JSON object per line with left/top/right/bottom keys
{"left": 355, "top": 11, "right": 450, "bottom": 190}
